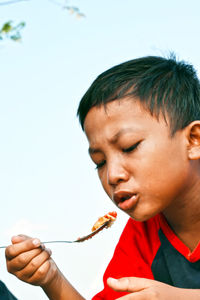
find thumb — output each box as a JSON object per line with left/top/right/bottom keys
{"left": 107, "top": 277, "right": 155, "bottom": 292}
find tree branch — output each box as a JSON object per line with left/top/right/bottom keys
{"left": 0, "top": 0, "right": 29, "bottom": 6}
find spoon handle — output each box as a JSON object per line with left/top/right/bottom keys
{"left": 0, "top": 220, "right": 112, "bottom": 249}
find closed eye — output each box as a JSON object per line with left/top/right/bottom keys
{"left": 95, "top": 160, "right": 106, "bottom": 170}
{"left": 122, "top": 141, "right": 141, "bottom": 153}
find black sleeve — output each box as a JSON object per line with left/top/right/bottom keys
{"left": 0, "top": 281, "right": 18, "bottom": 300}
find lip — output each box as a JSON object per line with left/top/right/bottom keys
{"left": 113, "top": 190, "right": 139, "bottom": 211}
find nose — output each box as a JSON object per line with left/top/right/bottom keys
{"left": 107, "top": 159, "right": 129, "bottom": 186}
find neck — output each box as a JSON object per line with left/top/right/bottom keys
{"left": 163, "top": 175, "right": 200, "bottom": 251}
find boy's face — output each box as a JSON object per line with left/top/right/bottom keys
{"left": 84, "top": 98, "right": 192, "bottom": 221}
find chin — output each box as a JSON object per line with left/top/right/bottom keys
{"left": 128, "top": 208, "right": 158, "bottom": 222}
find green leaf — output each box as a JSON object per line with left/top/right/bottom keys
{"left": 14, "top": 21, "right": 26, "bottom": 30}
{"left": 1, "top": 21, "right": 13, "bottom": 33}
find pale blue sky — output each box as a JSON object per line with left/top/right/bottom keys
{"left": 0, "top": 0, "right": 200, "bottom": 299}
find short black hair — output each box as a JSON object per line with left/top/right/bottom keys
{"left": 77, "top": 54, "right": 200, "bottom": 135}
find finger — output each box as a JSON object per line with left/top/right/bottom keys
{"left": 28, "top": 256, "right": 54, "bottom": 286}
{"left": 11, "top": 235, "right": 46, "bottom": 251}
{"left": 11, "top": 234, "right": 31, "bottom": 244}
{"left": 6, "top": 238, "right": 41, "bottom": 260}
{"left": 107, "top": 277, "right": 155, "bottom": 293}
{"left": 15, "top": 248, "right": 52, "bottom": 281}
{"left": 7, "top": 247, "right": 44, "bottom": 272}
{"left": 116, "top": 289, "right": 151, "bottom": 300}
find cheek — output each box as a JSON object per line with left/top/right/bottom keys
{"left": 141, "top": 150, "right": 189, "bottom": 198}
{"left": 136, "top": 137, "right": 185, "bottom": 182}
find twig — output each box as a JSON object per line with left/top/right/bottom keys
{"left": 0, "top": 0, "right": 29, "bottom": 6}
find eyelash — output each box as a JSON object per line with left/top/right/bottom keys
{"left": 122, "top": 141, "right": 141, "bottom": 153}
{"left": 95, "top": 160, "right": 106, "bottom": 170}
{"left": 95, "top": 141, "right": 141, "bottom": 170}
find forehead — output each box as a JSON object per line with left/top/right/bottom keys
{"left": 84, "top": 98, "right": 169, "bottom": 144}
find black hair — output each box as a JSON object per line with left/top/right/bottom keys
{"left": 77, "top": 54, "right": 200, "bottom": 135}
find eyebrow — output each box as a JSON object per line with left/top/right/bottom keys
{"left": 88, "top": 127, "right": 136, "bottom": 155}
{"left": 110, "top": 127, "right": 135, "bottom": 143}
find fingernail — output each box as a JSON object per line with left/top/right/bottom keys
{"left": 32, "top": 239, "right": 40, "bottom": 246}
{"left": 108, "top": 278, "right": 118, "bottom": 284}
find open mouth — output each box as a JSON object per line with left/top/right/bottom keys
{"left": 113, "top": 191, "right": 139, "bottom": 211}
{"left": 120, "top": 196, "right": 132, "bottom": 202}
{"left": 114, "top": 192, "right": 135, "bottom": 204}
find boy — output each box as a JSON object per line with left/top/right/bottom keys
{"left": 5, "top": 55, "right": 200, "bottom": 299}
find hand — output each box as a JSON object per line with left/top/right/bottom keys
{"left": 6, "top": 235, "right": 58, "bottom": 287}
{"left": 107, "top": 277, "right": 200, "bottom": 299}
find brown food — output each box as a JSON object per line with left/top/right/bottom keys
{"left": 91, "top": 211, "right": 117, "bottom": 232}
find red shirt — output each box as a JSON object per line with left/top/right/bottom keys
{"left": 92, "top": 214, "right": 200, "bottom": 299}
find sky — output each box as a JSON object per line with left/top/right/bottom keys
{"left": 0, "top": 0, "right": 200, "bottom": 299}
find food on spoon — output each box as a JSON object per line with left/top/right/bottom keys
{"left": 91, "top": 211, "right": 117, "bottom": 232}
{"left": 76, "top": 211, "right": 117, "bottom": 242}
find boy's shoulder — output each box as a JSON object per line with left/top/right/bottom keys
{"left": 0, "top": 281, "right": 18, "bottom": 300}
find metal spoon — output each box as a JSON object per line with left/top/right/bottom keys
{"left": 0, "top": 220, "right": 111, "bottom": 248}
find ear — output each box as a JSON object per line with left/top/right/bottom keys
{"left": 186, "top": 121, "right": 200, "bottom": 160}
